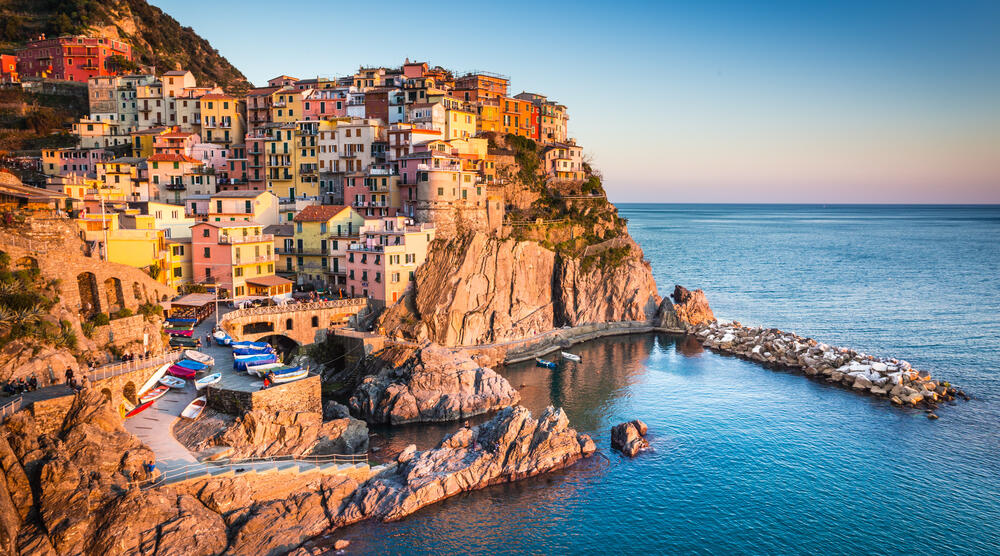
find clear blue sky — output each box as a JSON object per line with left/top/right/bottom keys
{"left": 153, "top": 0, "right": 1000, "bottom": 203}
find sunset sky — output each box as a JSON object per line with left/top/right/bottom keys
{"left": 155, "top": 0, "right": 1000, "bottom": 203}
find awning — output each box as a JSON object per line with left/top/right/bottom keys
{"left": 246, "top": 275, "right": 293, "bottom": 288}
{"left": 171, "top": 293, "right": 217, "bottom": 307}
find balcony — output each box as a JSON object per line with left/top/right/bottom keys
{"left": 299, "top": 164, "right": 318, "bottom": 174}
{"left": 276, "top": 247, "right": 330, "bottom": 256}
{"left": 164, "top": 183, "right": 186, "bottom": 191}
{"left": 219, "top": 234, "right": 274, "bottom": 244}
{"left": 234, "top": 254, "right": 276, "bottom": 265}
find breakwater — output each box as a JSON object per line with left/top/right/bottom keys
{"left": 693, "top": 321, "right": 967, "bottom": 414}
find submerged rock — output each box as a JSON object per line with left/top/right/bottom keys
{"left": 342, "top": 405, "right": 595, "bottom": 522}
{"left": 611, "top": 420, "right": 650, "bottom": 457}
{"left": 349, "top": 344, "right": 520, "bottom": 425}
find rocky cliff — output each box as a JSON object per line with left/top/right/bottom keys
{"left": 380, "top": 232, "right": 661, "bottom": 346}
{"left": 350, "top": 344, "right": 520, "bottom": 424}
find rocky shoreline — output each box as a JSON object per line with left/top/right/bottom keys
{"left": 693, "top": 321, "right": 967, "bottom": 414}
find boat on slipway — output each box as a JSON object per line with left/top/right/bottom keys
{"left": 159, "top": 375, "right": 186, "bottom": 389}
{"left": 535, "top": 358, "right": 558, "bottom": 369}
{"left": 184, "top": 350, "right": 214, "bottom": 366}
{"left": 194, "top": 373, "right": 222, "bottom": 390}
{"left": 561, "top": 352, "right": 581, "bottom": 362}
{"left": 181, "top": 397, "right": 207, "bottom": 419}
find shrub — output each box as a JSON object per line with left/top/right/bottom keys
{"left": 90, "top": 313, "right": 110, "bottom": 326}
{"left": 112, "top": 308, "right": 133, "bottom": 320}
{"left": 138, "top": 302, "right": 164, "bottom": 318}
{"left": 81, "top": 322, "right": 95, "bottom": 338}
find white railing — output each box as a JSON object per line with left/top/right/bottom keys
{"left": 0, "top": 396, "right": 23, "bottom": 423}
{"left": 221, "top": 298, "right": 368, "bottom": 321}
{"left": 219, "top": 234, "right": 274, "bottom": 244}
{"left": 86, "top": 350, "right": 184, "bottom": 382}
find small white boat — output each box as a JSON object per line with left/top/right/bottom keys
{"left": 271, "top": 369, "right": 308, "bottom": 383}
{"left": 246, "top": 361, "right": 283, "bottom": 377}
{"left": 194, "top": 372, "right": 222, "bottom": 390}
{"left": 561, "top": 351, "right": 581, "bottom": 362}
{"left": 184, "top": 350, "right": 215, "bottom": 366}
{"left": 139, "top": 385, "right": 170, "bottom": 404}
{"left": 181, "top": 396, "right": 207, "bottom": 419}
{"left": 159, "top": 375, "right": 186, "bottom": 389}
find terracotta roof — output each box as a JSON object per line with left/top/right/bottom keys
{"left": 247, "top": 87, "right": 281, "bottom": 96}
{"left": 163, "top": 70, "right": 191, "bottom": 76}
{"left": 159, "top": 131, "right": 196, "bottom": 138}
{"left": 132, "top": 127, "right": 172, "bottom": 135}
{"left": 199, "top": 93, "right": 234, "bottom": 100}
{"left": 148, "top": 154, "right": 200, "bottom": 163}
{"left": 263, "top": 224, "right": 293, "bottom": 236}
{"left": 293, "top": 205, "right": 349, "bottom": 222}
{"left": 246, "top": 275, "right": 293, "bottom": 288}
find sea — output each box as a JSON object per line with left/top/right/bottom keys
{"left": 340, "top": 204, "right": 1000, "bottom": 555}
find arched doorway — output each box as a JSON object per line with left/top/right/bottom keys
{"left": 100, "top": 388, "right": 112, "bottom": 402}
{"left": 258, "top": 334, "right": 300, "bottom": 363}
{"left": 104, "top": 277, "right": 124, "bottom": 313}
{"left": 122, "top": 381, "right": 137, "bottom": 405}
{"left": 77, "top": 272, "right": 100, "bottom": 315}
{"left": 132, "top": 282, "right": 143, "bottom": 301}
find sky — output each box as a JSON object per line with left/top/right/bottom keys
{"left": 153, "top": 0, "right": 1000, "bottom": 203}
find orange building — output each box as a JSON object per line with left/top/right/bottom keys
{"left": 454, "top": 72, "right": 509, "bottom": 103}
{"left": 501, "top": 97, "right": 538, "bottom": 140}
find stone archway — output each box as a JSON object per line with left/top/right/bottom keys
{"left": 15, "top": 256, "right": 38, "bottom": 271}
{"left": 104, "top": 277, "right": 124, "bottom": 313}
{"left": 132, "top": 282, "right": 143, "bottom": 301}
{"left": 122, "top": 381, "right": 137, "bottom": 405}
{"left": 100, "top": 388, "right": 112, "bottom": 402}
{"left": 77, "top": 272, "right": 100, "bottom": 315}
{"left": 258, "top": 334, "right": 300, "bottom": 362}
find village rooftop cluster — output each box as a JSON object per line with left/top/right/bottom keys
{"left": 3, "top": 35, "right": 587, "bottom": 308}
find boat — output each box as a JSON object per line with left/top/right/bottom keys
{"left": 535, "top": 358, "right": 558, "bottom": 369}
{"left": 184, "top": 350, "right": 214, "bottom": 366}
{"left": 166, "top": 317, "right": 197, "bottom": 324}
{"left": 234, "top": 354, "right": 278, "bottom": 371}
{"left": 158, "top": 375, "right": 186, "bottom": 389}
{"left": 181, "top": 397, "right": 207, "bottom": 419}
{"left": 139, "top": 385, "right": 170, "bottom": 403}
{"left": 254, "top": 364, "right": 301, "bottom": 378}
{"left": 233, "top": 346, "right": 274, "bottom": 356}
{"left": 170, "top": 336, "right": 200, "bottom": 348}
{"left": 213, "top": 330, "right": 232, "bottom": 346}
{"left": 271, "top": 368, "right": 308, "bottom": 383}
{"left": 246, "top": 361, "right": 283, "bottom": 377}
{"left": 167, "top": 365, "right": 197, "bottom": 379}
{"left": 231, "top": 340, "right": 271, "bottom": 350}
{"left": 175, "top": 358, "right": 208, "bottom": 371}
{"left": 137, "top": 363, "right": 169, "bottom": 397}
{"left": 167, "top": 328, "right": 193, "bottom": 337}
{"left": 125, "top": 399, "right": 155, "bottom": 418}
{"left": 194, "top": 373, "right": 222, "bottom": 390}
{"left": 164, "top": 322, "right": 194, "bottom": 330}
{"left": 560, "top": 351, "right": 581, "bottom": 362}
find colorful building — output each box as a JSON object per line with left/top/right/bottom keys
{"left": 345, "top": 216, "right": 435, "bottom": 305}
{"left": 289, "top": 205, "right": 365, "bottom": 289}
{"left": 200, "top": 93, "right": 245, "bottom": 147}
{"left": 191, "top": 222, "right": 287, "bottom": 300}
{"left": 16, "top": 34, "right": 132, "bottom": 82}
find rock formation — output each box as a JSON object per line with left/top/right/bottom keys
{"left": 211, "top": 410, "right": 370, "bottom": 458}
{"left": 611, "top": 420, "right": 649, "bottom": 457}
{"left": 379, "top": 232, "right": 661, "bottom": 346}
{"left": 671, "top": 285, "right": 715, "bottom": 327}
{"left": 694, "top": 321, "right": 967, "bottom": 412}
{"left": 342, "top": 405, "right": 595, "bottom": 522}
{"left": 350, "top": 344, "right": 520, "bottom": 424}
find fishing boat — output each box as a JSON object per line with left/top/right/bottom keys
{"left": 164, "top": 322, "right": 194, "bottom": 330}
{"left": 255, "top": 364, "right": 302, "bottom": 378}
{"left": 233, "top": 346, "right": 274, "bottom": 356}
{"left": 213, "top": 330, "right": 232, "bottom": 346}
{"left": 560, "top": 351, "right": 581, "bottom": 362}
{"left": 535, "top": 358, "right": 558, "bottom": 369}
{"left": 137, "top": 364, "right": 169, "bottom": 396}
{"left": 125, "top": 399, "right": 155, "bottom": 418}
{"left": 233, "top": 353, "right": 278, "bottom": 370}
{"left": 166, "top": 317, "right": 197, "bottom": 324}
{"left": 174, "top": 358, "right": 208, "bottom": 371}
{"left": 169, "top": 336, "right": 199, "bottom": 348}
{"left": 231, "top": 340, "right": 271, "bottom": 350}
{"left": 167, "top": 365, "right": 197, "bottom": 379}
{"left": 181, "top": 397, "right": 207, "bottom": 419}
{"left": 158, "top": 375, "right": 186, "bottom": 389}
{"left": 271, "top": 368, "right": 308, "bottom": 383}
{"left": 184, "top": 350, "right": 215, "bottom": 366}
{"left": 139, "top": 385, "right": 170, "bottom": 403}
{"left": 194, "top": 373, "right": 222, "bottom": 390}
{"left": 246, "top": 361, "right": 283, "bottom": 377}
{"left": 167, "top": 328, "right": 193, "bottom": 337}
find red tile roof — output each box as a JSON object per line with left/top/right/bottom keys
{"left": 148, "top": 153, "right": 200, "bottom": 164}
{"left": 293, "top": 205, "right": 350, "bottom": 222}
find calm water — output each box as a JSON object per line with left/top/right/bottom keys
{"left": 342, "top": 205, "right": 1000, "bottom": 555}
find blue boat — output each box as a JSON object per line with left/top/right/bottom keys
{"left": 535, "top": 358, "right": 558, "bottom": 369}
{"left": 213, "top": 330, "right": 232, "bottom": 346}
{"left": 175, "top": 359, "right": 208, "bottom": 371}
{"left": 167, "top": 317, "right": 197, "bottom": 323}
{"left": 233, "top": 346, "right": 274, "bottom": 356}
{"left": 231, "top": 341, "right": 270, "bottom": 350}
{"left": 233, "top": 353, "right": 278, "bottom": 370}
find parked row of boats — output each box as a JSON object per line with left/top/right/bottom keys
{"left": 122, "top": 349, "right": 219, "bottom": 420}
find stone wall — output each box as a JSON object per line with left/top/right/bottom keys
{"left": 89, "top": 314, "right": 167, "bottom": 355}
{"left": 220, "top": 299, "right": 369, "bottom": 345}
{"left": 206, "top": 375, "right": 322, "bottom": 416}
{"left": 28, "top": 395, "right": 75, "bottom": 436}
{"left": 482, "top": 320, "right": 683, "bottom": 365}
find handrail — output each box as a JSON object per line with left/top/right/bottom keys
{"left": 86, "top": 350, "right": 184, "bottom": 382}
{"left": 131, "top": 451, "right": 369, "bottom": 490}
{"left": 221, "top": 298, "right": 368, "bottom": 320}
{"left": 0, "top": 396, "right": 23, "bottom": 423}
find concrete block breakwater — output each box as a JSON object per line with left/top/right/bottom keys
{"left": 693, "top": 321, "right": 968, "bottom": 414}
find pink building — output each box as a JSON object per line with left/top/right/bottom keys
{"left": 302, "top": 89, "right": 349, "bottom": 120}
{"left": 190, "top": 222, "right": 284, "bottom": 300}
{"left": 153, "top": 131, "right": 200, "bottom": 156}
{"left": 345, "top": 216, "right": 435, "bottom": 306}
{"left": 387, "top": 123, "right": 441, "bottom": 161}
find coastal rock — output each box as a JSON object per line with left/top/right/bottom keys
{"left": 342, "top": 405, "right": 594, "bottom": 522}
{"left": 378, "top": 232, "right": 660, "bottom": 346}
{"left": 611, "top": 420, "right": 649, "bottom": 457}
{"left": 90, "top": 489, "right": 227, "bottom": 556}
{"left": 349, "top": 344, "right": 520, "bottom": 425}
{"left": 215, "top": 410, "right": 369, "bottom": 458}
{"left": 671, "top": 285, "right": 716, "bottom": 326}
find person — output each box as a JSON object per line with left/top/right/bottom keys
{"left": 64, "top": 366, "right": 74, "bottom": 386}
{"left": 261, "top": 374, "right": 271, "bottom": 390}
{"left": 195, "top": 338, "right": 202, "bottom": 348}
{"left": 27, "top": 374, "right": 37, "bottom": 391}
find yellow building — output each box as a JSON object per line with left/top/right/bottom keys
{"left": 290, "top": 205, "right": 364, "bottom": 289}
{"left": 163, "top": 237, "right": 192, "bottom": 289}
{"left": 262, "top": 120, "right": 321, "bottom": 199}
{"left": 270, "top": 88, "right": 306, "bottom": 123}
{"left": 199, "top": 93, "right": 245, "bottom": 148}
{"left": 131, "top": 127, "right": 173, "bottom": 158}
{"left": 445, "top": 106, "right": 477, "bottom": 140}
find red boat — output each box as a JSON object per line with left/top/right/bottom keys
{"left": 167, "top": 365, "right": 197, "bottom": 379}
{"left": 167, "top": 329, "right": 193, "bottom": 337}
{"left": 125, "top": 399, "right": 155, "bottom": 418}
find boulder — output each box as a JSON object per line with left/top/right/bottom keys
{"left": 216, "top": 410, "right": 369, "bottom": 458}
{"left": 610, "top": 420, "right": 649, "bottom": 457}
{"left": 670, "top": 285, "right": 716, "bottom": 327}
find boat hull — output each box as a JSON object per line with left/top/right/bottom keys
{"left": 181, "top": 397, "right": 207, "bottom": 419}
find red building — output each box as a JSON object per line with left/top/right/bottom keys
{"left": 16, "top": 35, "right": 132, "bottom": 82}
{"left": 0, "top": 55, "right": 17, "bottom": 83}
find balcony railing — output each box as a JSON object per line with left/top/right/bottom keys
{"left": 235, "top": 254, "right": 276, "bottom": 265}
{"left": 219, "top": 234, "right": 274, "bottom": 244}
{"left": 164, "top": 183, "right": 186, "bottom": 191}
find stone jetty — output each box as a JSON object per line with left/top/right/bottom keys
{"left": 693, "top": 321, "right": 967, "bottom": 412}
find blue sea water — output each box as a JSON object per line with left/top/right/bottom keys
{"left": 342, "top": 205, "right": 1000, "bottom": 555}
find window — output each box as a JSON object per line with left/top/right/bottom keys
{"left": 173, "top": 267, "right": 182, "bottom": 278}
{"left": 203, "top": 247, "right": 211, "bottom": 257}
{"left": 311, "top": 316, "right": 319, "bottom": 327}
{"left": 296, "top": 222, "right": 302, "bottom": 233}
{"left": 202, "top": 228, "right": 210, "bottom": 237}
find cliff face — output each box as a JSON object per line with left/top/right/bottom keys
{"left": 380, "top": 232, "right": 661, "bottom": 347}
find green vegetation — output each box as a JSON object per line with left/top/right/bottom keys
{"left": 505, "top": 133, "right": 541, "bottom": 187}
{"left": 0, "top": 0, "right": 250, "bottom": 92}
{"left": 138, "top": 301, "right": 163, "bottom": 319}
{"left": 111, "top": 307, "right": 132, "bottom": 320}
{"left": 579, "top": 245, "right": 632, "bottom": 273}
{"left": 89, "top": 312, "right": 109, "bottom": 326}
{"left": 0, "top": 88, "right": 85, "bottom": 153}
{"left": 0, "top": 253, "right": 72, "bottom": 350}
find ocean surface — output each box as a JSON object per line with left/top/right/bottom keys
{"left": 341, "top": 205, "right": 1000, "bottom": 555}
